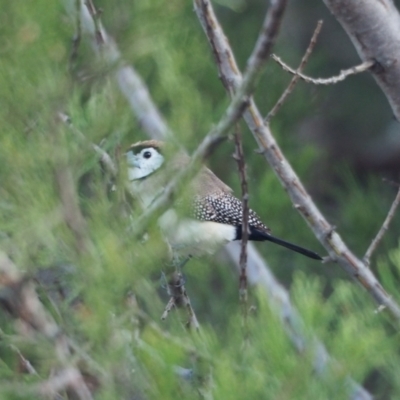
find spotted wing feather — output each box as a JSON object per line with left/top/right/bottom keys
{"left": 192, "top": 193, "right": 271, "bottom": 233}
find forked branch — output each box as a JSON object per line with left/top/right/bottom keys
{"left": 271, "top": 55, "right": 374, "bottom": 85}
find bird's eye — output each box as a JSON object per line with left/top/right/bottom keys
{"left": 143, "top": 151, "right": 152, "bottom": 159}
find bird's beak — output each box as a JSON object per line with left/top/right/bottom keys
{"left": 126, "top": 152, "right": 140, "bottom": 168}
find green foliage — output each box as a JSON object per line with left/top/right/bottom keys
{"left": 1, "top": 0, "right": 400, "bottom": 399}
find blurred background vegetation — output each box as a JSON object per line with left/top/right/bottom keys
{"left": 1, "top": 0, "right": 400, "bottom": 398}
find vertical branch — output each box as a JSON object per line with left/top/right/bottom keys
{"left": 161, "top": 272, "right": 200, "bottom": 331}
{"left": 54, "top": 119, "right": 92, "bottom": 256}
{"left": 233, "top": 126, "right": 249, "bottom": 316}
{"left": 70, "top": 0, "right": 82, "bottom": 67}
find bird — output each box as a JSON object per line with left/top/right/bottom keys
{"left": 126, "top": 140, "right": 322, "bottom": 263}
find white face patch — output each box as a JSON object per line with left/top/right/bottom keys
{"left": 126, "top": 147, "right": 164, "bottom": 180}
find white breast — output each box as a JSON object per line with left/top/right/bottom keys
{"left": 159, "top": 209, "right": 236, "bottom": 257}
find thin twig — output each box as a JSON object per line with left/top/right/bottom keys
{"left": 271, "top": 55, "right": 374, "bottom": 85}
{"left": 58, "top": 112, "right": 118, "bottom": 177}
{"left": 237, "top": 0, "right": 288, "bottom": 95}
{"left": 162, "top": 272, "right": 200, "bottom": 331}
{"left": 233, "top": 126, "right": 249, "bottom": 316}
{"left": 9, "top": 344, "right": 39, "bottom": 376}
{"left": 84, "top": 0, "right": 105, "bottom": 45}
{"left": 70, "top": 0, "right": 82, "bottom": 68}
{"left": 161, "top": 297, "right": 176, "bottom": 320}
{"left": 265, "top": 20, "right": 323, "bottom": 123}
{"left": 363, "top": 184, "right": 400, "bottom": 266}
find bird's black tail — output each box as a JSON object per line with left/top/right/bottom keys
{"left": 236, "top": 226, "right": 322, "bottom": 260}
{"left": 261, "top": 233, "right": 322, "bottom": 260}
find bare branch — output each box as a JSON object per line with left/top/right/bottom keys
{"left": 163, "top": 272, "right": 200, "bottom": 331}
{"left": 265, "top": 20, "right": 323, "bottom": 123}
{"left": 9, "top": 344, "right": 39, "bottom": 376}
{"left": 233, "top": 126, "right": 249, "bottom": 311}
{"left": 363, "top": 185, "right": 400, "bottom": 266}
{"left": 161, "top": 297, "right": 176, "bottom": 321}
{"left": 193, "top": 0, "right": 400, "bottom": 319}
{"left": 69, "top": 0, "right": 82, "bottom": 68}
{"left": 271, "top": 55, "right": 374, "bottom": 85}
{"left": 196, "top": 0, "right": 287, "bottom": 98}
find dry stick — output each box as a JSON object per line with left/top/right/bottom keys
{"left": 265, "top": 20, "right": 323, "bottom": 124}
{"left": 363, "top": 185, "right": 400, "bottom": 266}
{"left": 161, "top": 297, "right": 176, "bottom": 320}
{"left": 9, "top": 344, "right": 39, "bottom": 376}
{"left": 70, "top": 0, "right": 82, "bottom": 67}
{"left": 162, "top": 273, "right": 200, "bottom": 331}
{"left": 271, "top": 54, "right": 375, "bottom": 85}
{"left": 193, "top": 0, "right": 400, "bottom": 322}
{"left": 233, "top": 126, "right": 250, "bottom": 316}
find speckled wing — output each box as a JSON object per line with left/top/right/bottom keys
{"left": 191, "top": 193, "right": 271, "bottom": 234}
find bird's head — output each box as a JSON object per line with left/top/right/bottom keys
{"left": 126, "top": 140, "right": 165, "bottom": 180}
